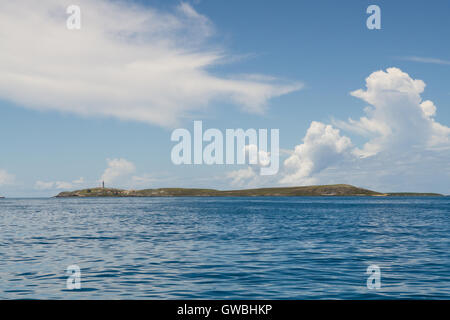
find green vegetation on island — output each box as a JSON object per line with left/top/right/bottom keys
{"left": 55, "top": 184, "right": 445, "bottom": 198}
{"left": 385, "top": 192, "right": 444, "bottom": 197}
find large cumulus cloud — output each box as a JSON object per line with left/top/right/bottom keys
{"left": 280, "top": 122, "right": 353, "bottom": 184}
{"left": 280, "top": 68, "right": 450, "bottom": 191}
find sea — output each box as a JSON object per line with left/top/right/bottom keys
{"left": 0, "top": 196, "right": 449, "bottom": 299}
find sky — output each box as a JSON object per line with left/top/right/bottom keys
{"left": 0, "top": 0, "right": 449, "bottom": 197}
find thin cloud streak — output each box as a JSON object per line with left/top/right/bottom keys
{"left": 400, "top": 56, "right": 450, "bottom": 65}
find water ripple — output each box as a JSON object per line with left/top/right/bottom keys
{"left": 0, "top": 197, "right": 449, "bottom": 299}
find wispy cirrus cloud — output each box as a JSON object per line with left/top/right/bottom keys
{"left": 400, "top": 56, "right": 450, "bottom": 65}
{"left": 0, "top": 0, "right": 302, "bottom": 127}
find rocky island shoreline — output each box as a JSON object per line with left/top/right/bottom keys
{"left": 55, "top": 184, "right": 445, "bottom": 198}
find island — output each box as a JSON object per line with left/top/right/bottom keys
{"left": 55, "top": 184, "right": 445, "bottom": 198}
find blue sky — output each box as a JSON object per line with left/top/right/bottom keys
{"left": 0, "top": 0, "right": 449, "bottom": 196}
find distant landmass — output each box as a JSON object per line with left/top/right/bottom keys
{"left": 55, "top": 184, "right": 445, "bottom": 198}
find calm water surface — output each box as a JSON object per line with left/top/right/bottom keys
{"left": 0, "top": 197, "right": 449, "bottom": 299}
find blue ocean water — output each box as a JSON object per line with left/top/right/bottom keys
{"left": 0, "top": 196, "right": 449, "bottom": 299}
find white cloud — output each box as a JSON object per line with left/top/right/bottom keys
{"left": 54, "top": 181, "right": 75, "bottom": 189}
{"left": 35, "top": 177, "right": 86, "bottom": 190}
{"left": 225, "top": 143, "right": 277, "bottom": 187}
{"left": 34, "top": 158, "right": 153, "bottom": 191}
{"left": 344, "top": 67, "right": 450, "bottom": 157}
{"left": 244, "top": 144, "right": 271, "bottom": 167}
{"left": 401, "top": 56, "right": 450, "bottom": 65}
{"left": 101, "top": 158, "right": 136, "bottom": 185}
{"left": 0, "top": 0, "right": 302, "bottom": 127}
{"left": 100, "top": 159, "right": 162, "bottom": 189}
{"left": 33, "top": 158, "right": 159, "bottom": 191}
{"left": 72, "top": 177, "right": 85, "bottom": 184}
{"left": 280, "top": 67, "right": 450, "bottom": 190}
{"left": 0, "top": 169, "right": 15, "bottom": 186}
{"left": 420, "top": 100, "right": 437, "bottom": 118}
{"left": 35, "top": 181, "right": 55, "bottom": 190}
{"left": 226, "top": 167, "right": 259, "bottom": 187}
{"left": 130, "top": 174, "right": 157, "bottom": 188}
{"left": 280, "top": 121, "right": 353, "bottom": 184}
